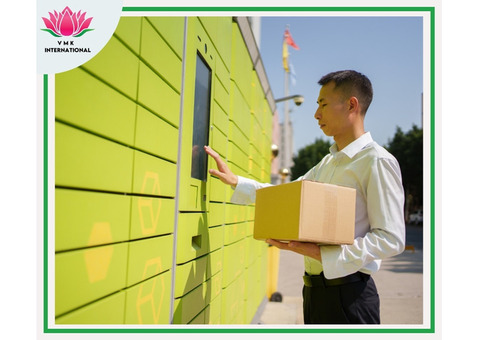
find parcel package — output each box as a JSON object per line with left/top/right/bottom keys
{"left": 253, "top": 180, "right": 356, "bottom": 244}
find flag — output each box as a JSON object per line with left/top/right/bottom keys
{"left": 282, "top": 40, "right": 289, "bottom": 71}
{"left": 282, "top": 28, "right": 299, "bottom": 72}
{"left": 289, "top": 63, "right": 296, "bottom": 87}
{"left": 284, "top": 28, "right": 300, "bottom": 50}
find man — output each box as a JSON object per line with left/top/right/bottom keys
{"left": 205, "top": 70, "right": 405, "bottom": 324}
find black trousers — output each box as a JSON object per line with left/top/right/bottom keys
{"left": 302, "top": 272, "right": 380, "bottom": 324}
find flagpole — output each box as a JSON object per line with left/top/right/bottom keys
{"left": 283, "top": 59, "right": 291, "bottom": 182}
{"left": 281, "top": 24, "right": 299, "bottom": 182}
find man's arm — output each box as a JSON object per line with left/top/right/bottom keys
{"left": 205, "top": 145, "right": 271, "bottom": 205}
{"left": 266, "top": 239, "right": 322, "bottom": 262}
{"left": 321, "top": 157, "right": 405, "bottom": 278}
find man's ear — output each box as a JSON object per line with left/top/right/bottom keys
{"left": 348, "top": 96, "right": 360, "bottom": 112}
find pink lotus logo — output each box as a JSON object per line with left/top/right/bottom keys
{"left": 41, "top": 6, "right": 94, "bottom": 37}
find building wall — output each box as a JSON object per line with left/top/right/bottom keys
{"left": 54, "top": 16, "right": 274, "bottom": 325}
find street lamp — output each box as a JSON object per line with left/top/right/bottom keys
{"left": 280, "top": 168, "right": 290, "bottom": 184}
{"left": 271, "top": 144, "right": 279, "bottom": 160}
{"left": 275, "top": 94, "right": 304, "bottom": 106}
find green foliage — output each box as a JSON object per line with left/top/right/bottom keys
{"left": 385, "top": 124, "right": 423, "bottom": 209}
{"left": 290, "top": 138, "right": 331, "bottom": 180}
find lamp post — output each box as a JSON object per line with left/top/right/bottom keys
{"left": 274, "top": 94, "right": 304, "bottom": 183}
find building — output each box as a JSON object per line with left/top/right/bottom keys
{"left": 54, "top": 16, "right": 276, "bottom": 325}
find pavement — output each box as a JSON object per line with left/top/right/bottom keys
{"left": 255, "top": 224, "right": 424, "bottom": 325}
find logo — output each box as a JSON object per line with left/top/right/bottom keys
{"left": 38, "top": 0, "right": 123, "bottom": 74}
{"left": 41, "top": 6, "right": 94, "bottom": 38}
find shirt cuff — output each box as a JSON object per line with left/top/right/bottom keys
{"left": 320, "top": 245, "right": 357, "bottom": 279}
{"left": 230, "top": 176, "right": 271, "bottom": 205}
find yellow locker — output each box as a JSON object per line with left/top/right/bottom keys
{"left": 230, "top": 23, "right": 253, "bottom": 103}
{"left": 134, "top": 105, "right": 178, "bottom": 163}
{"left": 124, "top": 270, "right": 172, "bottom": 324}
{"left": 205, "top": 293, "right": 222, "bottom": 324}
{"left": 229, "top": 81, "right": 251, "bottom": 137}
{"left": 212, "top": 100, "right": 229, "bottom": 134}
{"left": 55, "top": 243, "right": 128, "bottom": 316}
{"left": 175, "top": 213, "right": 209, "bottom": 264}
{"left": 56, "top": 291, "right": 126, "bottom": 324}
{"left": 55, "top": 122, "right": 134, "bottom": 193}
{"left": 173, "top": 281, "right": 207, "bottom": 324}
{"left": 210, "top": 125, "right": 228, "bottom": 158}
{"left": 147, "top": 17, "right": 185, "bottom": 58}
{"left": 55, "top": 67, "right": 137, "bottom": 146}
{"left": 221, "top": 272, "right": 246, "bottom": 324}
{"left": 126, "top": 235, "right": 173, "bottom": 286}
{"left": 223, "top": 222, "right": 247, "bottom": 246}
{"left": 81, "top": 35, "right": 139, "bottom": 101}
{"left": 114, "top": 17, "right": 142, "bottom": 54}
{"left": 208, "top": 202, "right": 225, "bottom": 227}
{"left": 174, "top": 255, "right": 208, "bottom": 298}
{"left": 208, "top": 226, "right": 224, "bottom": 254}
{"left": 209, "top": 177, "right": 226, "bottom": 203}
{"left": 130, "top": 196, "right": 175, "bottom": 240}
{"left": 131, "top": 150, "right": 177, "bottom": 198}
{"left": 222, "top": 238, "right": 246, "bottom": 288}
{"left": 55, "top": 189, "right": 131, "bottom": 252}
{"left": 140, "top": 18, "right": 182, "bottom": 92}
{"left": 137, "top": 62, "right": 180, "bottom": 127}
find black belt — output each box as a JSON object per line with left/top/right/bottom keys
{"left": 303, "top": 271, "right": 370, "bottom": 287}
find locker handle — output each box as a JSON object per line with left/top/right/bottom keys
{"left": 192, "top": 235, "right": 202, "bottom": 250}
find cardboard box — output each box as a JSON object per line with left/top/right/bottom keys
{"left": 253, "top": 181, "right": 356, "bottom": 245}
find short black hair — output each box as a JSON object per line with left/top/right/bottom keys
{"left": 318, "top": 70, "right": 373, "bottom": 115}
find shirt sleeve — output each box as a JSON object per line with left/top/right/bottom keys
{"left": 230, "top": 176, "right": 272, "bottom": 205}
{"left": 320, "top": 157, "right": 406, "bottom": 279}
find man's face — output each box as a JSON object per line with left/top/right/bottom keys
{"left": 314, "top": 82, "right": 351, "bottom": 138}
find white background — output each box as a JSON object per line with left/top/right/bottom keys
{"left": 1, "top": 0, "right": 474, "bottom": 339}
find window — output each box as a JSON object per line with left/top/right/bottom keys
{"left": 191, "top": 53, "right": 212, "bottom": 181}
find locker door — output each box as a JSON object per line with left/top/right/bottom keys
{"left": 178, "top": 18, "right": 218, "bottom": 212}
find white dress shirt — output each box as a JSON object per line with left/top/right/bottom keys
{"left": 231, "top": 132, "right": 405, "bottom": 279}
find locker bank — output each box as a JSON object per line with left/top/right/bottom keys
{"left": 54, "top": 16, "right": 275, "bottom": 324}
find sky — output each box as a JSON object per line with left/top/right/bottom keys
{"left": 257, "top": 15, "right": 424, "bottom": 153}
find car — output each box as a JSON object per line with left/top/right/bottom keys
{"left": 409, "top": 210, "right": 423, "bottom": 225}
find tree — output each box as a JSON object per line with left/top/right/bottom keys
{"left": 290, "top": 138, "right": 331, "bottom": 180}
{"left": 385, "top": 124, "right": 423, "bottom": 217}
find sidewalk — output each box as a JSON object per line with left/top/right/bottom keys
{"left": 257, "top": 224, "right": 424, "bottom": 325}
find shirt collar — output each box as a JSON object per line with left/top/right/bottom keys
{"left": 330, "top": 132, "right": 373, "bottom": 159}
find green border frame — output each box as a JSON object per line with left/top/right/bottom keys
{"left": 43, "top": 6, "right": 435, "bottom": 334}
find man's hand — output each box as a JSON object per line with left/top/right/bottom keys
{"left": 204, "top": 145, "right": 238, "bottom": 187}
{"left": 266, "top": 239, "right": 322, "bottom": 262}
